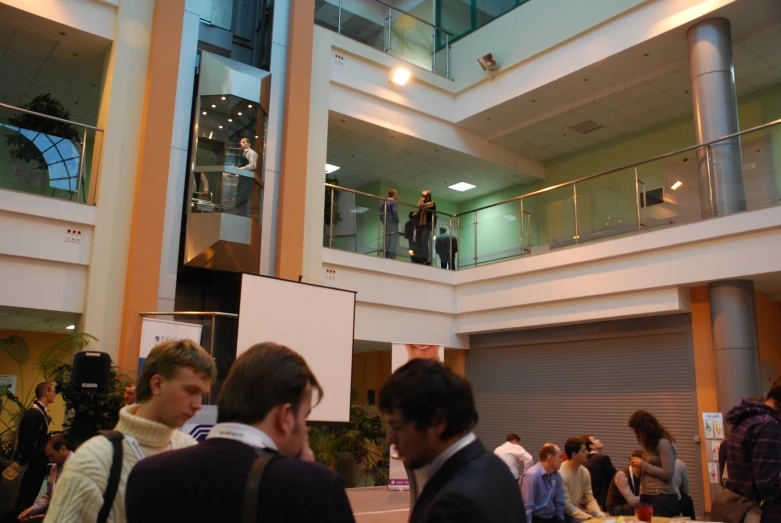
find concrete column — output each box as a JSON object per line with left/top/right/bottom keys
{"left": 80, "top": 0, "right": 155, "bottom": 360}
{"left": 687, "top": 18, "right": 745, "bottom": 218}
{"left": 709, "top": 281, "right": 762, "bottom": 411}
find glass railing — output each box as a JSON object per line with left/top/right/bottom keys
{"left": 191, "top": 169, "right": 263, "bottom": 223}
{"left": 315, "top": 0, "right": 452, "bottom": 78}
{"left": 0, "top": 102, "right": 104, "bottom": 205}
{"left": 324, "top": 117, "right": 781, "bottom": 270}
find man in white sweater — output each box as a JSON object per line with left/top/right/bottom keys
{"left": 560, "top": 436, "right": 606, "bottom": 523}
{"left": 494, "top": 433, "right": 534, "bottom": 480}
{"left": 44, "top": 339, "right": 217, "bottom": 523}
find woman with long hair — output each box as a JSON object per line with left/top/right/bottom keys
{"left": 628, "top": 410, "right": 680, "bottom": 517}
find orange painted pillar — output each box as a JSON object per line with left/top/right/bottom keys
{"left": 275, "top": 0, "right": 315, "bottom": 281}
{"left": 116, "top": 0, "right": 188, "bottom": 372}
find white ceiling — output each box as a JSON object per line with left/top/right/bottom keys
{"left": 490, "top": 26, "right": 781, "bottom": 162}
{"left": 327, "top": 112, "right": 528, "bottom": 201}
{"left": 0, "top": 4, "right": 110, "bottom": 126}
{"left": 0, "top": 306, "right": 79, "bottom": 334}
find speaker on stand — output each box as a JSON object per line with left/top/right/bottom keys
{"left": 70, "top": 351, "right": 112, "bottom": 395}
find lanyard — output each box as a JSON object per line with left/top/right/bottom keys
{"left": 124, "top": 436, "right": 145, "bottom": 461}
{"left": 206, "top": 423, "right": 277, "bottom": 451}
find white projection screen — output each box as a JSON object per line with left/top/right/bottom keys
{"left": 237, "top": 274, "right": 356, "bottom": 422}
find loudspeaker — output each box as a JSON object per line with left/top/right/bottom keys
{"left": 71, "top": 351, "right": 112, "bottom": 394}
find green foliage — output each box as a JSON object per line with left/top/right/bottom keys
{"left": 0, "top": 332, "right": 96, "bottom": 461}
{"left": 54, "top": 364, "right": 134, "bottom": 450}
{"left": 324, "top": 175, "right": 342, "bottom": 227}
{"left": 5, "top": 93, "right": 82, "bottom": 170}
{"left": 308, "top": 403, "right": 389, "bottom": 487}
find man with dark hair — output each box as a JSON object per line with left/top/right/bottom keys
{"left": 45, "top": 339, "right": 217, "bottom": 523}
{"left": 125, "top": 342, "right": 355, "bottom": 523}
{"left": 379, "top": 358, "right": 525, "bottom": 523}
{"left": 494, "top": 433, "right": 534, "bottom": 480}
{"left": 721, "top": 377, "right": 781, "bottom": 523}
{"left": 380, "top": 188, "right": 400, "bottom": 259}
{"left": 434, "top": 226, "right": 458, "bottom": 270}
{"left": 560, "top": 436, "right": 605, "bottom": 523}
{"left": 582, "top": 435, "right": 616, "bottom": 511}
{"left": 14, "top": 382, "right": 55, "bottom": 513}
{"left": 18, "top": 436, "right": 72, "bottom": 520}
{"left": 521, "top": 444, "right": 565, "bottom": 523}
{"left": 606, "top": 450, "right": 644, "bottom": 516}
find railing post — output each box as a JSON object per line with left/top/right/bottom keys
{"left": 520, "top": 199, "right": 525, "bottom": 256}
{"left": 329, "top": 187, "right": 335, "bottom": 248}
{"left": 445, "top": 34, "right": 449, "bottom": 79}
{"left": 473, "top": 211, "right": 478, "bottom": 267}
{"left": 634, "top": 167, "right": 642, "bottom": 231}
{"left": 573, "top": 184, "right": 579, "bottom": 244}
{"left": 382, "top": 200, "right": 387, "bottom": 258}
{"left": 456, "top": 216, "right": 461, "bottom": 270}
{"left": 338, "top": 0, "right": 343, "bottom": 34}
{"left": 431, "top": 27, "right": 436, "bottom": 73}
{"left": 642, "top": 182, "right": 648, "bottom": 230}
{"left": 385, "top": 8, "right": 392, "bottom": 52}
{"left": 77, "top": 127, "right": 88, "bottom": 203}
{"left": 449, "top": 218, "right": 453, "bottom": 270}
{"left": 705, "top": 144, "right": 716, "bottom": 217}
{"left": 430, "top": 213, "right": 435, "bottom": 266}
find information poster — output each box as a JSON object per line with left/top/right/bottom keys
{"left": 388, "top": 343, "right": 445, "bottom": 491}
{"left": 703, "top": 412, "right": 724, "bottom": 440}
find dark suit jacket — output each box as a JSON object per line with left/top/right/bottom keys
{"left": 126, "top": 437, "right": 356, "bottom": 523}
{"left": 584, "top": 452, "right": 617, "bottom": 510}
{"left": 410, "top": 439, "right": 526, "bottom": 523}
{"left": 17, "top": 402, "right": 49, "bottom": 466}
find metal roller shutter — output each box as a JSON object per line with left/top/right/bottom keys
{"left": 467, "top": 327, "right": 704, "bottom": 515}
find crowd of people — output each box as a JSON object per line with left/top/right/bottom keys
{"left": 2, "top": 340, "right": 779, "bottom": 523}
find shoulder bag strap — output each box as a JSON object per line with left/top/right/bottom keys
{"left": 242, "top": 449, "right": 281, "bottom": 523}
{"left": 97, "top": 430, "right": 124, "bottom": 523}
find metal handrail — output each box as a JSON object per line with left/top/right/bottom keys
{"left": 325, "top": 183, "right": 456, "bottom": 217}
{"left": 0, "top": 102, "right": 104, "bottom": 132}
{"left": 456, "top": 116, "right": 781, "bottom": 216}
{"left": 370, "top": 0, "right": 455, "bottom": 36}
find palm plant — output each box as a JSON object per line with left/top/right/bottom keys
{"left": 0, "top": 333, "right": 96, "bottom": 460}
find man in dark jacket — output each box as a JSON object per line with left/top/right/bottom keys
{"left": 380, "top": 188, "right": 400, "bottom": 259}
{"left": 125, "top": 343, "right": 355, "bottom": 523}
{"left": 434, "top": 227, "right": 458, "bottom": 270}
{"left": 380, "top": 358, "right": 526, "bottom": 523}
{"left": 606, "top": 450, "right": 643, "bottom": 516}
{"left": 14, "top": 382, "right": 55, "bottom": 511}
{"left": 583, "top": 435, "right": 617, "bottom": 511}
{"left": 723, "top": 377, "right": 781, "bottom": 523}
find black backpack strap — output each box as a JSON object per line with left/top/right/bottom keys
{"left": 97, "top": 430, "right": 124, "bottom": 523}
{"left": 243, "top": 448, "right": 282, "bottom": 523}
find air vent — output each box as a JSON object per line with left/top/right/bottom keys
{"left": 570, "top": 120, "right": 604, "bottom": 134}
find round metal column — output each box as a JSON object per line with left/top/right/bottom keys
{"left": 709, "top": 280, "right": 762, "bottom": 412}
{"left": 687, "top": 18, "right": 745, "bottom": 217}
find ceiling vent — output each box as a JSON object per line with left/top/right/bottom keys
{"left": 570, "top": 120, "right": 604, "bottom": 134}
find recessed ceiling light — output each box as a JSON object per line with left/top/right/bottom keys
{"left": 221, "top": 96, "right": 226, "bottom": 100}
{"left": 228, "top": 118, "right": 232, "bottom": 122}
{"left": 202, "top": 111, "right": 207, "bottom": 115}
{"left": 238, "top": 112, "right": 242, "bottom": 116}
{"left": 72, "top": 53, "right": 79, "bottom": 57}
{"left": 255, "top": 135, "right": 259, "bottom": 138}
{"left": 59, "top": 31, "right": 66, "bottom": 36}
{"left": 449, "top": 182, "right": 476, "bottom": 192}
{"left": 211, "top": 104, "right": 216, "bottom": 108}
{"left": 248, "top": 104, "right": 253, "bottom": 108}
{"left": 218, "top": 125, "right": 223, "bottom": 129}
{"left": 66, "top": 325, "right": 75, "bottom": 330}
{"left": 391, "top": 67, "right": 411, "bottom": 86}
{"left": 325, "top": 164, "right": 340, "bottom": 174}
{"left": 671, "top": 181, "right": 683, "bottom": 190}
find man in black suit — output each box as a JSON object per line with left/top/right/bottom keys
{"left": 379, "top": 358, "right": 526, "bottom": 523}
{"left": 582, "top": 435, "right": 617, "bottom": 512}
{"left": 14, "top": 382, "right": 55, "bottom": 512}
{"left": 125, "top": 342, "right": 355, "bottom": 523}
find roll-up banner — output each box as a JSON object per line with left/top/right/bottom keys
{"left": 388, "top": 343, "right": 444, "bottom": 491}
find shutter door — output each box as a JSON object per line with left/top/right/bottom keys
{"left": 467, "top": 331, "right": 704, "bottom": 515}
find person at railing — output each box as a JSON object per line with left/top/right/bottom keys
{"left": 435, "top": 226, "right": 458, "bottom": 270}
{"left": 416, "top": 190, "right": 436, "bottom": 265}
{"left": 235, "top": 137, "right": 259, "bottom": 218}
{"left": 379, "top": 188, "right": 399, "bottom": 259}
{"left": 405, "top": 212, "right": 424, "bottom": 264}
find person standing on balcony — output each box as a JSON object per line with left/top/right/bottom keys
{"left": 379, "top": 188, "right": 399, "bottom": 259}
{"left": 435, "top": 226, "right": 458, "bottom": 270}
{"left": 416, "top": 190, "right": 436, "bottom": 265}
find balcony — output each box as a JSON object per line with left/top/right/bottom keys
{"left": 324, "top": 117, "right": 781, "bottom": 270}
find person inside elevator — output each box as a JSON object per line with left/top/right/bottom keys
{"left": 235, "top": 137, "right": 258, "bottom": 217}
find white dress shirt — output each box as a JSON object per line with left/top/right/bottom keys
{"left": 494, "top": 441, "right": 534, "bottom": 479}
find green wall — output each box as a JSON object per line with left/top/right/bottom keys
{"left": 455, "top": 83, "right": 781, "bottom": 264}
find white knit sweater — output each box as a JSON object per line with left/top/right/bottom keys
{"left": 43, "top": 404, "right": 197, "bottom": 523}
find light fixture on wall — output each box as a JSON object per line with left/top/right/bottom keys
{"left": 478, "top": 53, "right": 499, "bottom": 72}
{"left": 671, "top": 181, "right": 683, "bottom": 190}
{"left": 391, "top": 67, "right": 411, "bottom": 86}
{"left": 66, "top": 325, "right": 75, "bottom": 330}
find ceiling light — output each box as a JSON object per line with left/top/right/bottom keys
{"left": 477, "top": 53, "right": 499, "bottom": 71}
{"left": 325, "top": 164, "right": 340, "bottom": 174}
{"left": 218, "top": 125, "right": 223, "bottom": 129}
{"left": 238, "top": 112, "right": 242, "bottom": 116}
{"left": 202, "top": 111, "right": 207, "bottom": 115}
{"left": 66, "top": 325, "right": 75, "bottom": 330}
{"left": 221, "top": 96, "right": 226, "bottom": 100}
{"left": 350, "top": 207, "right": 370, "bottom": 214}
{"left": 671, "top": 181, "right": 683, "bottom": 190}
{"left": 211, "top": 104, "right": 216, "bottom": 108}
{"left": 391, "top": 67, "right": 411, "bottom": 86}
{"left": 228, "top": 119, "right": 232, "bottom": 122}
{"left": 248, "top": 104, "right": 253, "bottom": 108}
{"left": 449, "top": 182, "right": 476, "bottom": 192}
{"left": 255, "top": 135, "right": 259, "bottom": 138}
